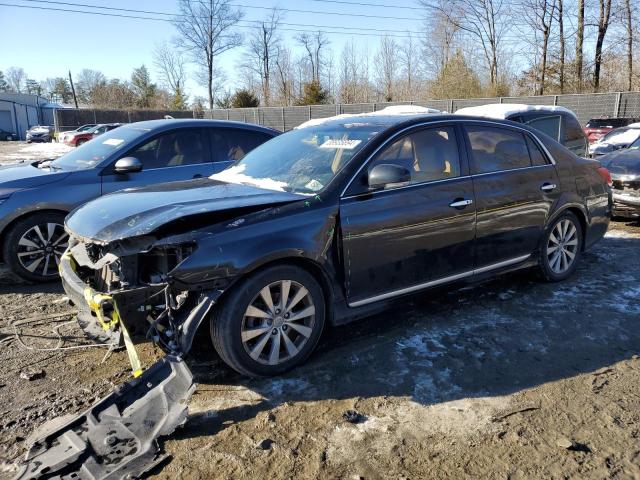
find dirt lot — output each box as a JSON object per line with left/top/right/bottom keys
{"left": 0, "top": 143, "right": 639, "bottom": 479}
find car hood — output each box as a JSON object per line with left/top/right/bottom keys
{"left": 65, "top": 178, "right": 305, "bottom": 244}
{"left": 0, "top": 162, "right": 70, "bottom": 193}
{"left": 601, "top": 149, "right": 640, "bottom": 177}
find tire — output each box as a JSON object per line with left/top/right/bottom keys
{"left": 2, "top": 212, "right": 69, "bottom": 283}
{"left": 5, "top": 135, "right": 11, "bottom": 141}
{"left": 210, "top": 265, "right": 326, "bottom": 377}
{"left": 538, "top": 211, "right": 583, "bottom": 282}
{"left": 76, "top": 139, "right": 87, "bottom": 147}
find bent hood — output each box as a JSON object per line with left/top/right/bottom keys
{"left": 0, "top": 162, "right": 70, "bottom": 193}
{"left": 66, "top": 178, "right": 304, "bottom": 244}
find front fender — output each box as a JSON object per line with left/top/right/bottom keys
{"left": 169, "top": 204, "right": 340, "bottom": 288}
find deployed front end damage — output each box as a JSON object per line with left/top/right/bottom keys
{"left": 14, "top": 356, "right": 194, "bottom": 480}
{"left": 14, "top": 234, "right": 221, "bottom": 479}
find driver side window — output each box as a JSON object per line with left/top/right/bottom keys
{"left": 127, "top": 129, "right": 207, "bottom": 169}
{"left": 366, "top": 127, "right": 461, "bottom": 189}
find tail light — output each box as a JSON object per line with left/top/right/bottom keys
{"left": 597, "top": 166, "right": 612, "bottom": 187}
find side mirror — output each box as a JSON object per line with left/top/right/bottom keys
{"left": 114, "top": 157, "right": 143, "bottom": 174}
{"left": 368, "top": 163, "right": 411, "bottom": 190}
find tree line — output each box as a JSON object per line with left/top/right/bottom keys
{"left": 1, "top": 0, "right": 638, "bottom": 110}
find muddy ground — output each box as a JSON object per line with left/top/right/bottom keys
{"left": 0, "top": 143, "right": 639, "bottom": 479}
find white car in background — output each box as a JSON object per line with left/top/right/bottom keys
{"left": 589, "top": 123, "right": 640, "bottom": 157}
{"left": 455, "top": 103, "right": 589, "bottom": 157}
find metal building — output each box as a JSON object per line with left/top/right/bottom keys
{"left": 0, "top": 92, "right": 61, "bottom": 140}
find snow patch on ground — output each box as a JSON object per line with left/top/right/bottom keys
{"left": 2, "top": 142, "right": 72, "bottom": 162}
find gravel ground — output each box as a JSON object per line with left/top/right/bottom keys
{"left": 0, "top": 143, "right": 639, "bottom": 478}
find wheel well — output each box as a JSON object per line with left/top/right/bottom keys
{"left": 215, "top": 257, "right": 335, "bottom": 326}
{"left": 0, "top": 209, "right": 69, "bottom": 261}
{"left": 563, "top": 207, "right": 588, "bottom": 251}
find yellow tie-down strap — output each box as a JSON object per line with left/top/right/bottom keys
{"left": 83, "top": 288, "right": 143, "bottom": 378}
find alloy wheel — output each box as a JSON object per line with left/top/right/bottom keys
{"left": 241, "top": 280, "right": 316, "bottom": 366}
{"left": 17, "top": 223, "right": 68, "bottom": 277}
{"left": 546, "top": 219, "right": 579, "bottom": 274}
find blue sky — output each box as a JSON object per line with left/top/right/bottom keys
{"left": 0, "top": 0, "right": 424, "bottom": 99}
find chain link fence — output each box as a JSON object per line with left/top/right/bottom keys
{"left": 54, "top": 92, "right": 640, "bottom": 133}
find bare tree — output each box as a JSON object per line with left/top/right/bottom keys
{"left": 173, "top": 0, "right": 243, "bottom": 109}
{"left": 153, "top": 41, "right": 188, "bottom": 98}
{"left": 245, "top": 8, "right": 281, "bottom": 106}
{"left": 521, "top": 0, "right": 557, "bottom": 95}
{"left": 296, "top": 31, "right": 330, "bottom": 83}
{"left": 594, "top": 0, "right": 613, "bottom": 92}
{"left": 575, "top": 0, "right": 585, "bottom": 90}
{"left": 375, "top": 35, "right": 398, "bottom": 102}
{"left": 425, "top": 0, "right": 509, "bottom": 86}
{"left": 420, "top": 0, "right": 460, "bottom": 73}
{"left": 623, "top": 0, "right": 633, "bottom": 90}
{"left": 557, "top": 0, "right": 565, "bottom": 92}
{"left": 399, "top": 33, "right": 421, "bottom": 100}
{"left": 274, "top": 46, "right": 295, "bottom": 106}
{"left": 75, "top": 69, "right": 106, "bottom": 104}
{"left": 6, "top": 67, "right": 26, "bottom": 93}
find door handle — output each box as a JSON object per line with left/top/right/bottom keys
{"left": 449, "top": 199, "right": 473, "bottom": 208}
{"left": 193, "top": 174, "right": 203, "bottom": 179}
{"left": 540, "top": 183, "right": 557, "bottom": 191}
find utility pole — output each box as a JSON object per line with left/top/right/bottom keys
{"left": 68, "top": 70, "right": 78, "bottom": 108}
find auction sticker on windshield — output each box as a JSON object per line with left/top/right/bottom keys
{"left": 319, "top": 139, "right": 362, "bottom": 149}
{"left": 103, "top": 138, "right": 125, "bottom": 146}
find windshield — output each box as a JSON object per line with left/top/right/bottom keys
{"left": 210, "top": 124, "right": 381, "bottom": 195}
{"left": 630, "top": 137, "right": 640, "bottom": 149}
{"left": 51, "top": 126, "right": 146, "bottom": 171}
{"left": 601, "top": 128, "right": 640, "bottom": 146}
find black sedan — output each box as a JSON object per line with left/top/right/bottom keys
{"left": 0, "top": 128, "right": 17, "bottom": 141}
{"left": 59, "top": 113, "right": 612, "bottom": 377}
{"left": 600, "top": 137, "right": 640, "bottom": 218}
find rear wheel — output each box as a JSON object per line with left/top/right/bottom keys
{"left": 538, "top": 212, "right": 583, "bottom": 282}
{"left": 3, "top": 213, "right": 69, "bottom": 282}
{"left": 210, "top": 265, "right": 325, "bottom": 377}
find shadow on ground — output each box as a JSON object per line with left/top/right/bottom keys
{"left": 178, "top": 233, "right": 640, "bottom": 439}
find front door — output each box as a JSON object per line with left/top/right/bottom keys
{"left": 340, "top": 125, "right": 477, "bottom": 306}
{"left": 463, "top": 124, "right": 561, "bottom": 267}
{"left": 101, "top": 128, "right": 214, "bottom": 194}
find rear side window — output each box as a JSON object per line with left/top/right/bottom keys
{"left": 525, "top": 115, "right": 562, "bottom": 141}
{"left": 465, "top": 126, "right": 531, "bottom": 174}
{"left": 564, "top": 116, "right": 585, "bottom": 142}
{"left": 526, "top": 136, "right": 549, "bottom": 166}
{"left": 209, "top": 128, "right": 273, "bottom": 162}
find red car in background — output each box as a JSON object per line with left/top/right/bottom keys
{"left": 584, "top": 117, "right": 640, "bottom": 144}
{"left": 63, "top": 123, "right": 122, "bottom": 147}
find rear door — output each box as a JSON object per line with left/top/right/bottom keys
{"left": 101, "top": 127, "right": 213, "bottom": 194}
{"left": 340, "top": 124, "right": 477, "bottom": 306}
{"left": 463, "top": 123, "right": 560, "bottom": 268}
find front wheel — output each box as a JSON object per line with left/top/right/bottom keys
{"left": 210, "top": 265, "right": 325, "bottom": 377}
{"left": 2, "top": 213, "right": 69, "bottom": 282}
{"left": 538, "top": 212, "right": 583, "bottom": 282}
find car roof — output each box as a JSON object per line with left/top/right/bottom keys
{"left": 119, "top": 118, "right": 279, "bottom": 135}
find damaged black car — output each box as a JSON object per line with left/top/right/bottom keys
{"left": 59, "top": 112, "right": 612, "bottom": 378}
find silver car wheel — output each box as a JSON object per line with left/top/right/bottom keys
{"left": 241, "top": 280, "right": 316, "bottom": 366}
{"left": 546, "top": 219, "right": 579, "bottom": 274}
{"left": 17, "top": 223, "right": 68, "bottom": 277}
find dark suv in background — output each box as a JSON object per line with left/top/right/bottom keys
{"left": 0, "top": 119, "right": 278, "bottom": 282}
{"left": 455, "top": 104, "right": 589, "bottom": 157}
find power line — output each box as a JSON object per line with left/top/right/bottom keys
{"left": 6, "top": 0, "right": 528, "bottom": 42}
{"left": 304, "top": 0, "right": 425, "bottom": 10}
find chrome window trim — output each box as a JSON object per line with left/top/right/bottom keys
{"left": 340, "top": 118, "right": 557, "bottom": 198}
{"left": 348, "top": 254, "right": 531, "bottom": 308}
{"left": 341, "top": 174, "right": 472, "bottom": 201}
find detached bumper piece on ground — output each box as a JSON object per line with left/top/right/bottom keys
{"left": 14, "top": 356, "right": 195, "bottom": 480}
